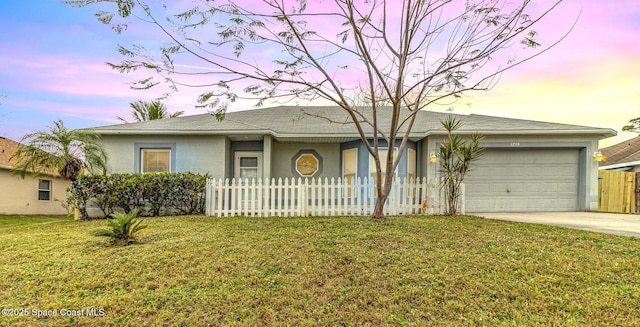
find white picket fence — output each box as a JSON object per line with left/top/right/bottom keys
{"left": 205, "top": 177, "right": 465, "bottom": 217}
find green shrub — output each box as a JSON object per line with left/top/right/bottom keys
{"left": 140, "top": 172, "right": 171, "bottom": 217}
{"left": 67, "top": 172, "right": 208, "bottom": 218}
{"left": 167, "top": 173, "right": 208, "bottom": 214}
{"left": 67, "top": 178, "right": 91, "bottom": 219}
{"left": 90, "top": 210, "right": 147, "bottom": 245}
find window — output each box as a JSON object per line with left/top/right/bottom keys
{"left": 370, "top": 148, "right": 397, "bottom": 182}
{"left": 239, "top": 156, "right": 259, "bottom": 179}
{"left": 291, "top": 150, "right": 323, "bottom": 178}
{"left": 135, "top": 143, "right": 176, "bottom": 173}
{"left": 407, "top": 148, "right": 416, "bottom": 182}
{"left": 342, "top": 148, "right": 357, "bottom": 196}
{"left": 234, "top": 151, "right": 263, "bottom": 180}
{"left": 370, "top": 148, "right": 397, "bottom": 196}
{"left": 295, "top": 153, "right": 320, "bottom": 177}
{"left": 141, "top": 149, "right": 171, "bottom": 173}
{"left": 38, "top": 179, "right": 51, "bottom": 201}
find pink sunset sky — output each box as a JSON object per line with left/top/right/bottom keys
{"left": 0, "top": 0, "right": 638, "bottom": 147}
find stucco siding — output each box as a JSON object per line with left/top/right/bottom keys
{"left": 100, "top": 135, "right": 228, "bottom": 177}
{"left": 271, "top": 142, "right": 340, "bottom": 179}
{"left": 0, "top": 169, "right": 70, "bottom": 215}
{"left": 178, "top": 137, "right": 227, "bottom": 176}
{"left": 101, "top": 136, "right": 135, "bottom": 173}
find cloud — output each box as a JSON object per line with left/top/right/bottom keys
{"left": 452, "top": 52, "right": 640, "bottom": 148}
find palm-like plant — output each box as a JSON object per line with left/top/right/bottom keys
{"left": 9, "top": 120, "right": 108, "bottom": 181}
{"left": 90, "top": 210, "right": 146, "bottom": 246}
{"left": 117, "top": 100, "right": 184, "bottom": 123}
{"left": 438, "top": 116, "right": 484, "bottom": 216}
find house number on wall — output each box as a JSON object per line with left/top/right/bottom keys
{"left": 510, "top": 142, "right": 521, "bottom": 147}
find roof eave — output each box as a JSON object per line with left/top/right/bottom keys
{"left": 0, "top": 165, "right": 62, "bottom": 178}
{"left": 90, "top": 127, "right": 618, "bottom": 139}
{"left": 94, "top": 129, "right": 426, "bottom": 140}
{"left": 425, "top": 128, "right": 617, "bottom": 138}
{"left": 599, "top": 160, "right": 640, "bottom": 170}
{"left": 92, "top": 129, "right": 270, "bottom": 136}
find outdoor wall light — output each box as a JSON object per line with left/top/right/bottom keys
{"left": 429, "top": 152, "right": 439, "bottom": 163}
{"left": 593, "top": 150, "right": 604, "bottom": 162}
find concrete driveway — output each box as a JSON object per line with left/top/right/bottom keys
{"left": 474, "top": 212, "right": 640, "bottom": 237}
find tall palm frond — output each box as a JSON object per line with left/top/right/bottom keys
{"left": 9, "top": 120, "right": 108, "bottom": 181}
{"left": 117, "top": 100, "right": 184, "bottom": 123}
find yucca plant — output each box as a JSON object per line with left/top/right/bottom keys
{"left": 90, "top": 210, "right": 147, "bottom": 245}
{"left": 438, "top": 116, "right": 484, "bottom": 216}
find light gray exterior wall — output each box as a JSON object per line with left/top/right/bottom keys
{"left": 421, "top": 134, "right": 602, "bottom": 211}
{"left": 271, "top": 142, "right": 340, "bottom": 179}
{"left": 100, "top": 132, "right": 603, "bottom": 211}
{"left": 100, "top": 135, "right": 229, "bottom": 178}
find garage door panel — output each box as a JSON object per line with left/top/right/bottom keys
{"left": 525, "top": 182, "right": 544, "bottom": 192}
{"left": 465, "top": 149, "right": 579, "bottom": 212}
{"left": 506, "top": 167, "right": 525, "bottom": 177}
{"left": 488, "top": 166, "right": 505, "bottom": 176}
{"left": 510, "top": 199, "right": 528, "bottom": 209}
{"left": 554, "top": 166, "right": 577, "bottom": 177}
{"left": 490, "top": 183, "right": 508, "bottom": 192}
{"left": 469, "top": 183, "right": 491, "bottom": 193}
{"left": 508, "top": 184, "right": 524, "bottom": 193}
{"left": 558, "top": 182, "right": 577, "bottom": 192}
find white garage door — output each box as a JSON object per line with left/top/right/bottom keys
{"left": 464, "top": 149, "right": 579, "bottom": 212}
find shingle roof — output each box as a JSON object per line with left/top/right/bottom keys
{"left": 0, "top": 136, "right": 21, "bottom": 168}
{"left": 0, "top": 137, "right": 64, "bottom": 176}
{"left": 599, "top": 136, "right": 640, "bottom": 168}
{"left": 85, "top": 106, "right": 615, "bottom": 140}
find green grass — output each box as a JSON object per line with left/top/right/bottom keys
{"left": 1, "top": 215, "right": 639, "bottom": 326}
{"left": 0, "top": 215, "right": 72, "bottom": 228}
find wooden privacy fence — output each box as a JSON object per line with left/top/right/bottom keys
{"left": 205, "top": 177, "right": 463, "bottom": 217}
{"left": 598, "top": 170, "right": 637, "bottom": 213}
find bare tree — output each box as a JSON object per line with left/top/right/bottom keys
{"left": 65, "top": 0, "right": 571, "bottom": 218}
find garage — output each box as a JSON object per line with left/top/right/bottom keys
{"left": 464, "top": 149, "right": 580, "bottom": 212}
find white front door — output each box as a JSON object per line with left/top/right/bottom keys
{"left": 234, "top": 151, "right": 263, "bottom": 181}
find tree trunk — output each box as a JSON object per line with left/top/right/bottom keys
{"left": 371, "top": 172, "right": 394, "bottom": 219}
{"left": 446, "top": 181, "right": 460, "bottom": 216}
{"left": 371, "top": 191, "right": 390, "bottom": 219}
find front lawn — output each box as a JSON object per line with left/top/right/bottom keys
{"left": 1, "top": 215, "right": 639, "bottom": 326}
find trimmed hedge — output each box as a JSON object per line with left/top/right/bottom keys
{"left": 67, "top": 173, "right": 208, "bottom": 218}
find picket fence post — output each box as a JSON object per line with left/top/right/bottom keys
{"left": 205, "top": 176, "right": 454, "bottom": 217}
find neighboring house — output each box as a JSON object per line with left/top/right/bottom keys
{"left": 86, "top": 106, "right": 615, "bottom": 212}
{"left": 598, "top": 136, "right": 640, "bottom": 171}
{"left": 0, "top": 137, "right": 70, "bottom": 215}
